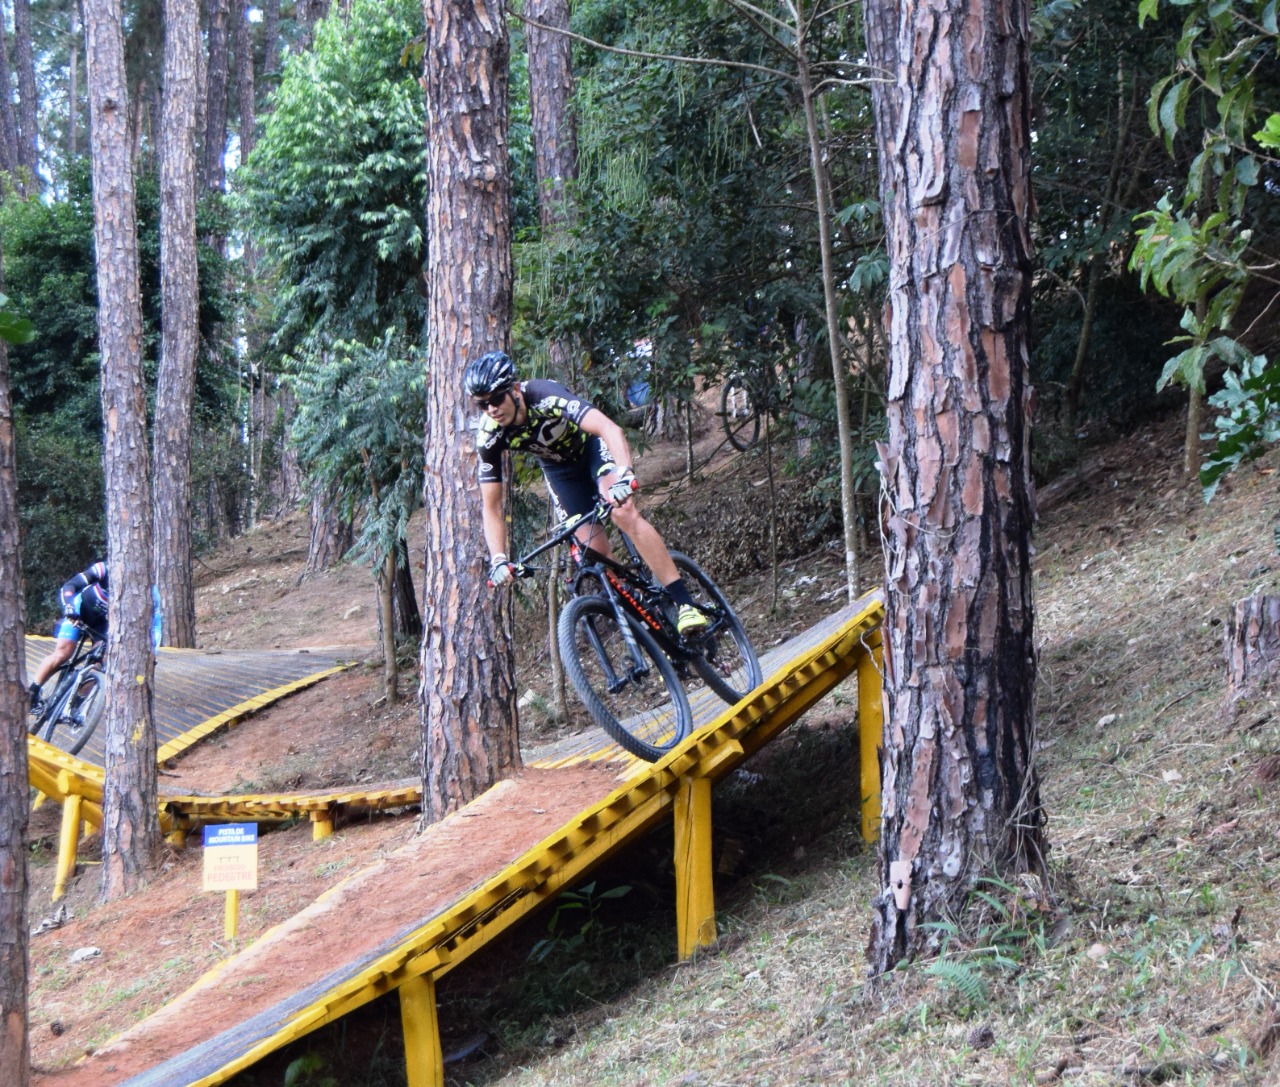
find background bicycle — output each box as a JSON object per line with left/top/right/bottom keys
{"left": 718, "top": 362, "right": 836, "bottom": 452}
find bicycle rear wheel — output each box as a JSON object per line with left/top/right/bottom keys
{"left": 558, "top": 594, "right": 693, "bottom": 761}
{"left": 42, "top": 667, "right": 106, "bottom": 756}
{"left": 720, "top": 374, "right": 761, "bottom": 451}
{"left": 671, "top": 552, "right": 763, "bottom": 705}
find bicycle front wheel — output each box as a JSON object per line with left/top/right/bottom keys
{"left": 43, "top": 667, "right": 106, "bottom": 756}
{"left": 671, "top": 552, "right": 763, "bottom": 705}
{"left": 558, "top": 595, "right": 693, "bottom": 762}
{"left": 720, "top": 374, "right": 761, "bottom": 451}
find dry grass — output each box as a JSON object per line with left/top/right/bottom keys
{"left": 405, "top": 414, "right": 1280, "bottom": 1087}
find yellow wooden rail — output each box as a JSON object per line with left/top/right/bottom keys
{"left": 46, "top": 593, "right": 884, "bottom": 1087}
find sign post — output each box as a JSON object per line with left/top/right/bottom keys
{"left": 202, "top": 823, "right": 258, "bottom": 940}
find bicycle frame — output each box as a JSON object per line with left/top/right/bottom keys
{"left": 514, "top": 502, "right": 720, "bottom": 671}
{"left": 37, "top": 631, "right": 105, "bottom": 731}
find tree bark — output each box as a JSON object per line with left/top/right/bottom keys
{"left": 0, "top": 24, "right": 19, "bottom": 180}
{"left": 865, "top": 0, "right": 1046, "bottom": 972}
{"left": 1224, "top": 593, "right": 1280, "bottom": 713}
{"left": 202, "top": 0, "right": 230, "bottom": 193}
{"left": 84, "top": 0, "right": 161, "bottom": 899}
{"left": 392, "top": 537, "right": 422, "bottom": 641}
{"left": 0, "top": 248, "right": 31, "bottom": 1087}
{"left": 68, "top": 2, "right": 81, "bottom": 161}
{"left": 419, "top": 0, "right": 520, "bottom": 823}
{"left": 153, "top": 0, "right": 201, "bottom": 648}
{"left": 301, "top": 489, "right": 352, "bottom": 579}
{"left": 12, "top": 0, "right": 39, "bottom": 186}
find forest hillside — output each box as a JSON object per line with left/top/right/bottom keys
{"left": 22, "top": 407, "right": 1280, "bottom": 1087}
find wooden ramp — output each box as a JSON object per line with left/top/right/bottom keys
{"left": 31, "top": 592, "right": 885, "bottom": 1087}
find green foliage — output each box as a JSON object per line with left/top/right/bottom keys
{"left": 1200, "top": 348, "right": 1280, "bottom": 498}
{"left": 0, "top": 292, "right": 34, "bottom": 345}
{"left": 283, "top": 1053, "right": 338, "bottom": 1087}
{"left": 528, "top": 880, "right": 633, "bottom": 964}
{"left": 16, "top": 418, "right": 106, "bottom": 627}
{"left": 238, "top": 0, "right": 429, "bottom": 358}
{"left": 285, "top": 331, "right": 424, "bottom": 569}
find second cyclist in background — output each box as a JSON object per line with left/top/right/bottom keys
{"left": 464, "top": 350, "right": 708, "bottom": 635}
{"left": 28, "top": 560, "right": 109, "bottom": 718}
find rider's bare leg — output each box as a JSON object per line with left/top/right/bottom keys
{"left": 31, "top": 638, "right": 76, "bottom": 689}
{"left": 608, "top": 500, "right": 680, "bottom": 585}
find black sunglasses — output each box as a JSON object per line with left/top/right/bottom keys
{"left": 473, "top": 387, "right": 511, "bottom": 410}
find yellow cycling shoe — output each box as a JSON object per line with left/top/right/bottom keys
{"left": 677, "top": 604, "right": 709, "bottom": 635}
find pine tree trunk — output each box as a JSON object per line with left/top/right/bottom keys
{"left": 1224, "top": 593, "right": 1280, "bottom": 714}
{"left": 153, "top": 0, "right": 201, "bottom": 648}
{"left": 302, "top": 489, "right": 352, "bottom": 578}
{"left": 420, "top": 0, "right": 520, "bottom": 823}
{"left": 85, "top": 0, "right": 161, "bottom": 900}
{"left": 12, "top": 0, "right": 38, "bottom": 186}
{"left": 865, "top": 0, "right": 1045, "bottom": 972}
{"left": 0, "top": 248, "right": 31, "bottom": 1087}
{"left": 0, "top": 24, "right": 19, "bottom": 179}
{"left": 202, "top": 0, "right": 230, "bottom": 193}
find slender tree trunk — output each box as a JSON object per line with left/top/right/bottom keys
{"left": 794, "top": 18, "right": 858, "bottom": 601}
{"left": 84, "top": 0, "right": 161, "bottom": 900}
{"left": 376, "top": 552, "right": 398, "bottom": 705}
{"left": 68, "top": 2, "right": 81, "bottom": 161}
{"left": 0, "top": 24, "right": 19, "bottom": 180}
{"left": 12, "top": 0, "right": 38, "bottom": 186}
{"left": 202, "top": 0, "right": 230, "bottom": 193}
{"left": 261, "top": 0, "right": 281, "bottom": 79}
{"left": 865, "top": 0, "right": 1046, "bottom": 972}
{"left": 0, "top": 248, "right": 31, "bottom": 1087}
{"left": 153, "top": 0, "right": 201, "bottom": 648}
{"left": 420, "top": 0, "right": 520, "bottom": 823}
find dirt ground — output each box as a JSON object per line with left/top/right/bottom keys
{"left": 24, "top": 401, "right": 855, "bottom": 1080}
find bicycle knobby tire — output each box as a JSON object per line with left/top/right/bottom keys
{"left": 41, "top": 666, "right": 107, "bottom": 756}
{"left": 670, "top": 552, "right": 763, "bottom": 704}
{"left": 558, "top": 594, "right": 693, "bottom": 761}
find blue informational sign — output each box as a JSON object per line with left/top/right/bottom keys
{"left": 203, "top": 824, "right": 258, "bottom": 847}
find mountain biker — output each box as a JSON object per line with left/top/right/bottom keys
{"left": 465, "top": 350, "right": 708, "bottom": 635}
{"left": 27, "top": 560, "right": 109, "bottom": 717}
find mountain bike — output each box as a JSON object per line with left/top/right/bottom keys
{"left": 718, "top": 365, "right": 834, "bottom": 452}
{"left": 508, "top": 501, "right": 763, "bottom": 761}
{"left": 30, "top": 629, "right": 107, "bottom": 756}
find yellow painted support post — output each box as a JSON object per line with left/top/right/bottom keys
{"left": 400, "top": 972, "right": 444, "bottom": 1087}
{"left": 224, "top": 890, "right": 240, "bottom": 940}
{"left": 311, "top": 810, "right": 334, "bottom": 841}
{"left": 52, "top": 793, "right": 82, "bottom": 901}
{"left": 674, "top": 775, "right": 715, "bottom": 960}
{"left": 857, "top": 636, "right": 884, "bottom": 843}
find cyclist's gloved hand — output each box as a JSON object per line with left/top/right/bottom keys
{"left": 488, "top": 554, "right": 514, "bottom": 588}
{"left": 62, "top": 603, "right": 78, "bottom": 620}
{"left": 607, "top": 468, "right": 637, "bottom": 507}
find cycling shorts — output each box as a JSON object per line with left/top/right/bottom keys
{"left": 541, "top": 438, "right": 617, "bottom": 524}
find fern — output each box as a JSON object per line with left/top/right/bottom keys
{"left": 925, "top": 958, "right": 989, "bottom": 1007}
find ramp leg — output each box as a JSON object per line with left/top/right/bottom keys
{"left": 857, "top": 636, "right": 884, "bottom": 843}
{"left": 400, "top": 972, "right": 443, "bottom": 1087}
{"left": 53, "top": 794, "right": 83, "bottom": 901}
{"left": 674, "top": 775, "right": 716, "bottom": 959}
{"left": 311, "top": 810, "right": 334, "bottom": 840}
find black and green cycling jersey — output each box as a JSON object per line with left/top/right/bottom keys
{"left": 475, "top": 379, "right": 599, "bottom": 484}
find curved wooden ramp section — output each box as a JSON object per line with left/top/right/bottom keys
{"left": 31, "top": 592, "right": 885, "bottom": 1087}
{"left": 26, "top": 643, "right": 358, "bottom": 898}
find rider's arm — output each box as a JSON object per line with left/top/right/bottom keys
{"left": 480, "top": 481, "right": 508, "bottom": 561}
{"left": 578, "top": 408, "right": 634, "bottom": 475}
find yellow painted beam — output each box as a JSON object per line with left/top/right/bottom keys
{"left": 674, "top": 775, "right": 715, "bottom": 960}
{"left": 53, "top": 793, "right": 82, "bottom": 901}
{"left": 857, "top": 631, "right": 884, "bottom": 843}
{"left": 400, "top": 974, "right": 444, "bottom": 1087}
